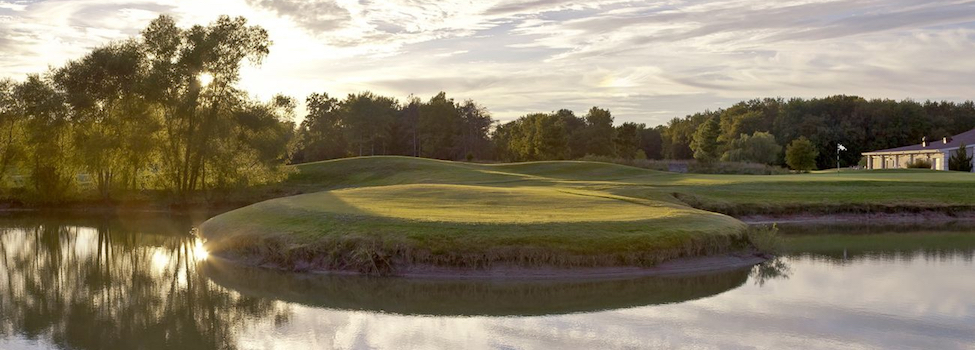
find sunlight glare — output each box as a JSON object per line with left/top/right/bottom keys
{"left": 151, "top": 250, "right": 169, "bottom": 272}
{"left": 194, "top": 238, "right": 209, "bottom": 260}
{"left": 199, "top": 72, "right": 214, "bottom": 87}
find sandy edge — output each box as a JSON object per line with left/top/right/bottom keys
{"left": 209, "top": 250, "right": 769, "bottom": 280}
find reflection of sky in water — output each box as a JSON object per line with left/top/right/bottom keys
{"left": 231, "top": 257, "right": 975, "bottom": 350}
{"left": 1, "top": 219, "right": 974, "bottom": 350}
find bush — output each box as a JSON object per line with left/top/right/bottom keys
{"left": 722, "top": 132, "right": 781, "bottom": 165}
{"left": 785, "top": 137, "right": 818, "bottom": 172}
{"left": 746, "top": 224, "right": 781, "bottom": 254}
{"left": 580, "top": 156, "right": 790, "bottom": 175}
{"left": 905, "top": 159, "right": 932, "bottom": 169}
{"left": 948, "top": 144, "right": 973, "bottom": 172}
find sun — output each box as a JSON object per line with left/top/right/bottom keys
{"left": 198, "top": 72, "right": 214, "bottom": 87}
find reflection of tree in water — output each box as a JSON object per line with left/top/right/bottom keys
{"left": 776, "top": 224, "right": 975, "bottom": 265}
{"left": 750, "top": 258, "right": 791, "bottom": 287}
{"left": 0, "top": 215, "right": 289, "bottom": 350}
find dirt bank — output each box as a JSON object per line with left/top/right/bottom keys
{"left": 207, "top": 249, "right": 769, "bottom": 280}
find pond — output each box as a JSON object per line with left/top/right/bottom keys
{"left": 0, "top": 214, "right": 973, "bottom": 349}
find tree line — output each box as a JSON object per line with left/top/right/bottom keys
{"left": 6, "top": 14, "right": 975, "bottom": 203}
{"left": 663, "top": 96, "right": 975, "bottom": 170}
{"left": 292, "top": 91, "right": 492, "bottom": 162}
{"left": 293, "top": 96, "right": 665, "bottom": 164}
{"left": 303, "top": 94, "right": 975, "bottom": 172}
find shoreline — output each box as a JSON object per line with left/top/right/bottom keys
{"left": 740, "top": 211, "right": 975, "bottom": 225}
{"left": 208, "top": 250, "right": 770, "bottom": 280}
{"left": 5, "top": 204, "right": 973, "bottom": 225}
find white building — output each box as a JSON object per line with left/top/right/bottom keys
{"left": 862, "top": 129, "right": 975, "bottom": 171}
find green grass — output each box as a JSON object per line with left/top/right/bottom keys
{"left": 201, "top": 156, "right": 975, "bottom": 274}
{"left": 253, "top": 157, "right": 975, "bottom": 216}
{"left": 202, "top": 182, "right": 745, "bottom": 273}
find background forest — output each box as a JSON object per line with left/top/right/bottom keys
{"left": 3, "top": 15, "right": 975, "bottom": 203}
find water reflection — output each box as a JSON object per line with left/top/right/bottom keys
{"left": 202, "top": 257, "right": 750, "bottom": 316}
{"left": 0, "top": 214, "right": 287, "bottom": 350}
{"left": 0, "top": 216, "right": 972, "bottom": 350}
{"left": 778, "top": 222, "right": 975, "bottom": 263}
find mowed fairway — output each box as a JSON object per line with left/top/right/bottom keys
{"left": 202, "top": 156, "right": 975, "bottom": 274}
{"left": 263, "top": 157, "right": 975, "bottom": 213}
{"left": 282, "top": 185, "right": 694, "bottom": 223}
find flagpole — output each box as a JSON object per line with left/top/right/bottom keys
{"left": 836, "top": 143, "right": 844, "bottom": 173}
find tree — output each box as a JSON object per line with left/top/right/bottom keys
{"left": 206, "top": 94, "right": 295, "bottom": 192}
{"left": 722, "top": 132, "right": 782, "bottom": 165}
{"left": 141, "top": 15, "right": 275, "bottom": 199}
{"left": 340, "top": 92, "right": 398, "bottom": 156}
{"left": 458, "top": 99, "right": 492, "bottom": 160}
{"left": 614, "top": 122, "right": 640, "bottom": 160}
{"left": 556, "top": 109, "right": 587, "bottom": 159}
{"left": 949, "top": 143, "right": 973, "bottom": 172}
{"left": 0, "top": 79, "right": 25, "bottom": 190}
{"left": 533, "top": 113, "right": 568, "bottom": 160}
{"left": 690, "top": 116, "right": 720, "bottom": 164}
{"left": 786, "top": 136, "right": 819, "bottom": 172}
{"left": 54, "top": 40, "right": 155, "bottom": 199}
{"left": 14, "top": 74, "right": 75, "bottom": 201}
{"left": 584, "top": 107, "right": 614, "bottom": 156}
{"left": 492, "top": 112, "right": 568, "bottom": 161}
{"left": 294, "top": 92, "right": 345, "bottom": 162}
{"left": 418, "top": 92, "right": 460, "bottom": 159}
{"left": 638, "top": 125, "right": 664, "bottom": 160}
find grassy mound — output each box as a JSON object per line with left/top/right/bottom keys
{"left": 201, "top": 181, "right": 746, "bottom": 274}
{"left": 246, "top": 157, "right": 975, "bottom": 216}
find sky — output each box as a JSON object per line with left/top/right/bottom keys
{"left": 0, "top": 0, "right": 974, "bottom": 126}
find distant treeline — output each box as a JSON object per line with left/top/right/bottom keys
{"left": 294, "top": 95, "right": 975, "bottom": 171}
{"left": 292, "top": 92, "right": 492, "bottom": 162}
{"left": 292, "top": 97, "right": 662, "bottom": 163}
{"left": 659, "top": 96, "right": 975, "bottom": 169}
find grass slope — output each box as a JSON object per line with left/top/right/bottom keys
{"left": 254, "top": 156, "right": 975, "bottom": 216}
{"left": 202, "top": 156, "right": 975, "bottom": 274}
{"left": 203, "top": 157, "right": 757, "bottom": 273}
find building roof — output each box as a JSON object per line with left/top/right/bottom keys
{"left": 863, "top": 128, "right": 975, "bottom": 154}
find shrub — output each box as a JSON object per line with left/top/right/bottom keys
{"left": 785, "top": 137, "right": 818, "bottom": 172}
{"left": 746, "top": 224, "right": 781, "bottom": 254}
{"left": 580, "top": 156, "right": 790, "bottom": 175}
{"left": 948, "top": 144, "right": 973, "bottom": 172}
{"left": 722, "top": 132, "right": 781, "bottom": 165}
{"left": 905, "top": 159, "right": 932, "bottom": 169}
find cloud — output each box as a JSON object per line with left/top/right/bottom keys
{"left": 1, "top": 0, "right": 975, "bottom": 126}
{"left": 245, "top": 0, "right": 351, "bottom": 32}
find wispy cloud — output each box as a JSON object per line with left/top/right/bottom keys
{"left": 0, "top": 0, "right": 974, "bottom": 125}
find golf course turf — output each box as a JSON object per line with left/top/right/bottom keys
{"left": 199, "top": 156, "right": 975, "bottom": 275}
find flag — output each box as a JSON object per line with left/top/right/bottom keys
{"left": 837, "top": 144, "right": 847, "bottom": 151}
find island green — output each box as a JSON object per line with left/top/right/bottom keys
{"left": 199, "top": 156, "right": 975, "bottom": 275}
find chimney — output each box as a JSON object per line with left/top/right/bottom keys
{"left": 922, "top": 136, "right": 927, "bottom": 147}
{"left": 944, "top": 136, "right": 953, "bottom": 144}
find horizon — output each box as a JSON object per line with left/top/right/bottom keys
{"left": 1, "top": 0, "right": 974, "bottom": 126}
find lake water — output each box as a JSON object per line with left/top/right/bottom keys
{"left": 0, "top": 215, "right": 973, "bottom": 349}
